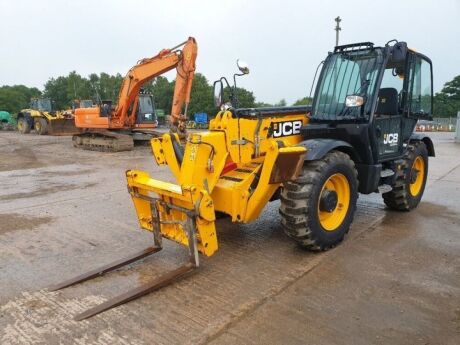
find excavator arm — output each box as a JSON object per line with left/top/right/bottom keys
{"left": 112, "top": 37, "right": 198, "bottom": 136}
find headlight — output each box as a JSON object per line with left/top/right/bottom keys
{"left": 345, "top": 95, "right": 364, "bottom": 107}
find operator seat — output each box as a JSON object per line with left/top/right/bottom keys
{"left": 376, "top": 88, "right": 399, "bottom": 116}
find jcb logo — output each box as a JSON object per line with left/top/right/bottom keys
{"left": 383, "top": 133, "right": 399, "bottom": 146}
{"left": 271, "top": 120, "right": 302, "bottom": 138}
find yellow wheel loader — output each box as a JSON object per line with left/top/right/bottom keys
{"left": 52, "top": 40, "right": 435, "bottom": 320}
{"left": 17, "top": 98, "right": 79, "bottom": 135}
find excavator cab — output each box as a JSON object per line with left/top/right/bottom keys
{"left": 136, "top": 93, "right": 158, "bottom": 125}
{"left": 100, "top": 100, "right": 113, "bottom": 117}
{"left": 77, "top": 99, "right": 95, "bottom": 109}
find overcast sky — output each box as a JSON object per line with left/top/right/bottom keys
{"left": 0, "top": 0, "right": 459, "bottom": 104}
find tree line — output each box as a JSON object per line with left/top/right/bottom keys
{"left": 0, "top": 71, "right": 294, "bottom": 116}
{"left": 0, "top": 72, "right": 459, "bottom": 117}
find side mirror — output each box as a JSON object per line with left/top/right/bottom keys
{"left": 237, "top": 59, "right": 250, "bottom": 74}
{"left": 213, "top": 80, "right": 224, "bottom": 107}
{"left": 345, "top": 95, "right": 364, "bottom": 107}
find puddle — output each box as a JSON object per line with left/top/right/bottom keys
{"left": 0, "top": 213, "right": 53, "bottom": 234}
{"left": 419, "top": 202, "right": 460, "bottom": 223}
{"left": 0, "top": 147, "right": 41, "bottom": 172}
{"left": 38, "top": 168, "right": 94, "bottom": 177}
{"left": 0, "top": 182, "right": 98, "bottom": 201}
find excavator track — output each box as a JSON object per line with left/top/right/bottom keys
{"left": 72, "top": 131, "right": 135, "bottom": 152}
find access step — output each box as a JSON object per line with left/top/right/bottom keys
{"left": 378, "top": 184, "right": 393, "bottom": 194}
{"left": 380, "top": 169, "right": 395, "bottom": 178}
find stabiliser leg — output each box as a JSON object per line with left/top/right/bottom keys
{"left": 48, "top": 204, "right": 200, "bottom": 321}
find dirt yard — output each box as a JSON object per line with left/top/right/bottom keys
{"left": 0, "top": 131, "right": 459, "bottom": 345}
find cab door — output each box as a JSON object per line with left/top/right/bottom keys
{"left": 401, "top": 52, "right": 434, "bottom": 142}
{"left": 373, "top": 66, "right": 405, "bottom": 161}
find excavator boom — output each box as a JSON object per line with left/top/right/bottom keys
{"left": 73, "top": 37, "right": 197, "bottom": 151}
{"left": 113, "top": 37, "right": 197, "bottom": 129}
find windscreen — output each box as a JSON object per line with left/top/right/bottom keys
{"left": 138, "top": 96, "right": 154, "bottom": 114}
{"left": 80, "top": 100, "right": 94, "bottom": 108}
{"left": 138, "top": 96, "right": 156, "bottom": 123}
{"left": 37, "top": 99, "right": 52, "bottom": 112}
{"left": 312, "top": 48, "right": 383, "bottom": 121}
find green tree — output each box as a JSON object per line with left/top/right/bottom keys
{"left": 44, "top": 71, "right": 95, "bottom": 109}
{"left": 275, "top": 99, "right": 287, "bottom": 107}
{"left": 66, "top": 71, "right": 91, "bottom": 101}
{"left": 1, "top": 70, "right": 262, "bottom": 118}
{"left": 97, "top": 72, "right": 123, "bottom": 101}
{"left": 254, "top": 101, "right": 273, "bottom": 107}
{"left": 0, "top": 85, "right": 41, "bottom": 113}
{"left": 235, "top": 87, "right": 255, "bottom": 108}
{"left": 187, "top": 73, "right": 214, "bottom": 117}
{"left": 293, "top": 97, "right": 313, "bottom": 106}
{"left": 148, "top": 76, "right": 174, "bottom": 113}
{"left": 223, "top": 86, "right": 256, "bottom": 109}
{"left": 434, "top": 75, "right": 460, "bottom": 117}
{"left": 44, "top": 76, "right": 70, "bottom": 109}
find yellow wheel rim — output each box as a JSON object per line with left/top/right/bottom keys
{"left": 18, "top": 121, "right": 23, "bottom": 131}
{"left": 409, "top": 156, "right": 425, "bottom": 196}
{"left": 35, "top": 122, "right": 41, "bottom": 131}
{"left": 318, "top": 173, "right": 350, "bottom": 231}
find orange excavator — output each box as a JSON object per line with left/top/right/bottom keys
{"left": 73, "top": 37, "right": 198, "bottom": 151}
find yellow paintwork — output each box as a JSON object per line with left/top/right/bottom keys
{"left": 127, "top": 109, "right": 309, "bottom": 256}
{"left": 409, "top": 156, "right": 425, "bottom": 196}
{"left": 318, "top": 173, "right": 351, "bottom": 231}
{"left": 20, "top": 108, "right": 66, "bottom": 122}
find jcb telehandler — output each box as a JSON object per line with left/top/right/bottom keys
{"left": 17, "top": 98, "right": 79, "bottom": 135}
{"left": 52, "top": 40, "right": 434, "bottom": 320}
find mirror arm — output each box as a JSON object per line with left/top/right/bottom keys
{"left": 219, "top": 77, "right": 235, "bottom": 107}
{"left": 220, "top": 77, "right": 231, "bottom": 89}
{"left": 232, "top": 73, "right": 246, "bottom": 108}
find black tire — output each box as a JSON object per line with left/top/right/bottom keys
{"left": 35, "top": 118, "right": 48, "bottom": 135}
{"left": 280, "top": 151, "right": 359, "bottom": 251}
{"left": 18, "top": 118, "right": 31, "bottom": 134}
{"left": 383, "top": 141, "right": 428, "bottom": 211}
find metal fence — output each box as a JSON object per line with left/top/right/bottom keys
{"left": 416, "top": 117, "right": 457, "bottom": 132}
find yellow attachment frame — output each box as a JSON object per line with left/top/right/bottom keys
{"left": 127, "top": 109, "right": 308, "bottom": 257}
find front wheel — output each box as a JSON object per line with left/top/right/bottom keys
{"left": 34, "top": 118, "right": 48, "bottom": 135}
{"left": 383, "top": 141, "right": 428, "bottom": 211}
{"left": 17, "top": 118, "right": 31, "bottom": 134}
{"left": 280, "top": 151, "right": 359, "bottom": 251}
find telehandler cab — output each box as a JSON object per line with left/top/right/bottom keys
{"left": 52, "top": 40, "right": 434, "bottom": 320}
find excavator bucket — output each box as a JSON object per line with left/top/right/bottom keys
{"left": 47, "top": 118, "right": 81, "bottom": 135}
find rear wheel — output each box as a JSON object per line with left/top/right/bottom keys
{"left": 34, "top": 118, "right": 48, "bottom": 135}
{"left": 280, "top": 151, "right": 359, "bottom": 251}
{"left": 383, "top": 141, "right": 428, "bottom": 211}
{"left": 17, "top": 118, "right": 31, "bottom": 134}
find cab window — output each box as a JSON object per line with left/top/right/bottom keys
{"left": 408, "top": 56, "right": 432, "bottom": 117}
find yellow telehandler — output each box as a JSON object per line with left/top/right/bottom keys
{"left": 52, "top": 40, "right": 435, "bottom": 320}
